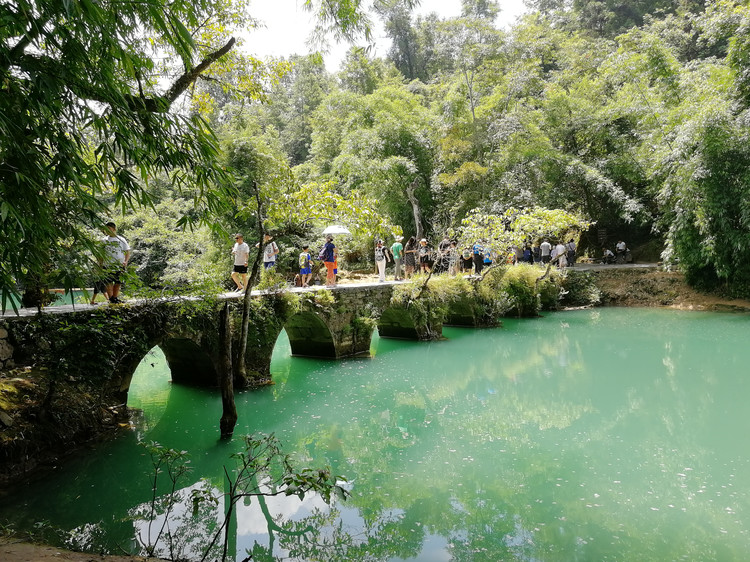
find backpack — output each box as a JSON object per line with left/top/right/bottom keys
{"left": 299, "top": 252, "right": 310, "bottom": 268}
{"left": 318, "top": 245, "right": 327, "bottom": 261}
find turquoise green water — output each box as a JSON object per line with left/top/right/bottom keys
{"left": 2, "top": 308, "right": 750, "bottom": 560}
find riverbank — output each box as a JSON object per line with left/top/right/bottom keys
{"left": 580, "top": 266, "right": 750, "bottom": 311}
{"left": 0, "top": 538, "right": 166, "bottom": 561}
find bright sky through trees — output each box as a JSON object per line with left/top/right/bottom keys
{"left": 244, "top": 0, "right": 528, "bottom": 70}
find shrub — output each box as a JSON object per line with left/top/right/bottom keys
{"left": 492, "top": 264, "right": 565, "bottom": 317}
{"left": 255, "top": 267, "right": 288, "bottom": 292}
{"left": 561, "top": 271, "right": 602, "bottom": 307}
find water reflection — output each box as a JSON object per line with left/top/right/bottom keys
{"left": 1, "top": 309, "right": 750, "bottom": 560}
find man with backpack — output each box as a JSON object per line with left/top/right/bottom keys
{"left": 260, "top": 235, "right": 279, "bottom": 269}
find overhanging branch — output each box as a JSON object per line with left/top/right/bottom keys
{"left": 163, "top": 37, "right": 236, "bottom": 107}
{"left": 12, "top": 37, "right": 237, "bottom": 113}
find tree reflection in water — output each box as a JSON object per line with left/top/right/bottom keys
{"left": 10, "top": 310, "right": 750, "bottom": 561}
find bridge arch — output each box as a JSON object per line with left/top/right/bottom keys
{"left": 284, "top": 311, "right": 336, "bottom": 358}
{"left": 160, "top": 337, "right": 219, "bottom": 386}
{"left": 115, "top": 332, "right": 220, "bottom": 403}
{"left": 377, "top": 306, "right": 421, "bottom": 339}
{"left": 377, "top": 304, "right": 443, "bottom": 341}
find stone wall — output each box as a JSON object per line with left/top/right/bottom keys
{"left": 0, "top": 322, "right": 13, "bottom": 370}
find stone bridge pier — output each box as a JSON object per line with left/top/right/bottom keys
{"left": 241, "top": 284, "right": 441, "bottom": 378}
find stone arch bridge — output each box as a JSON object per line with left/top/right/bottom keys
{"left": 0, "top": 283, "right": 490, "bottom": 407}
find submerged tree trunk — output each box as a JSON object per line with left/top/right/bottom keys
{"left": 406, "top": 177, "right": 424, "bottom": 240}
{"left": 218, "top": 302, "right": 237, "bottom": 437}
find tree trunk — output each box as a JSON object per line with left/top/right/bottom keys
{"left": 236, "top": 182, "right": 265, "bottom": 385}
{"left": 406, "top": 178, "right": 424, "bottom": 240}
{"left": 219, "top": 302, "right": 237, "bottom": 437}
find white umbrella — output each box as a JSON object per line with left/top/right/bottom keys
{"left": 322, "top": 225, "right": 351, "bottom": 235}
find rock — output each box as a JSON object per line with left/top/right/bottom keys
{"left": 0, "top": 327, "right": 8, "bottom": 338}
{"left": 0, "top": 410, "right": 13, "bottom": 427}
{"left": 0, "top": 339, "right": 12, "bottom": 361}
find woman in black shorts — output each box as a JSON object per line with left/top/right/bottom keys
{"left": 403, "top": 236, "right": 417, "bottom": 279}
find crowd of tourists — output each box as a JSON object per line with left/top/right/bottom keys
{"left": 92, "top": 226, "right": 631, "bottom": 305}
{"left": 385, "top": 235, "right": 580, "bottom": 279}
{"left": 228, "top": 231, "right": 591, "bottom": 291}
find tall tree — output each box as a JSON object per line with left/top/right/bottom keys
{"left": 0, "top": 0, "right": 277, "bottom": 309}
{"left": 305, "top": 83, "right": 438, "bottom": 238}
{"left": 339, "top": 48, "right": 389, "bottom": 95}
{"left": 253, "top": 55, "right": 335, "bottom": 166}
{"left": 382, "top": 4, "right": 422, "bottom": 80}
{"left": 461, "top": 0, "right": 501, "bottom": 20}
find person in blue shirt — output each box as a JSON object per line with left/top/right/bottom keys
{"left": 322, "top": 236, "right": 337, "bottom": 287}
{"left": 472, "top": 241, "right": 484, "bottom": 275}
{"left": 299, "top": 245, "right": 313, "bottom": 287}
{"left": 523, "top": 245, "right": 533, "bottom": 264}
{"left": 482, "top": 241, "right": 493, "bottom": 268}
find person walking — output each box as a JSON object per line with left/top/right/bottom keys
{"left": 448, "top": 241, "right": 459, "bottom": 276}
{"left": 438, "top": 234, "right": 451, "bottom": 273}
{"left": 391, "top": 236, "right": 404, "bottom": 281}
{"left": 418, "top": 238, "right": 432, "bottom": 273}
{"left": 460, "top": 246, "right": 473, "bottom": 274}
{"left": 523, "top": 245, "right": 533, "bottom": 264}
{"left": 554, "top": 241, "right": 568, "bottom": 268}
{"left": 615, "top": 240, "right": 627, "bottom": 263}
{"left": 322, "top": 235, "right": 337, "bottom": 287}
{"left": 260, "top": 235, "right": 279, "bottom": 269}
{"left": 299, "top": 245, "right": 313, "bottom": 287}
{"left": 540, "top": 239, "right": 552, "bottom": 264}
{"left": 532, "top": 242, "right": 541, "bottom": 264}
{"left": 231, "top": 233, "right": 250, "bottom": 293}
{"left": 483, "top": 241, "right": 494, "bottom": 269}
{"left": 375, "top": 239, "right": 390, "bottom": 282}
{"left": 472, "top": 240, "right": 484, "bottom": 275}
{"left": 403, "top": 236, "right": 417, "bottom": 279}
{"left": 566, "top": 238, "right": 577, "bottom": 267}
{"left": 102, "top": 221, "right": 130, "bottom": 304}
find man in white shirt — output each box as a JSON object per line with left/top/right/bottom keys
{"left": 540, "top": 239, "right": 552, "bottom": 264}
{"left": 261, "top": 235, "right": 279, "bottom": 269}
{"left": 102, "top": 221, "right": 130, "bottom": 304}
{"left": 616, "top": 240, "right": 627, "bottom": 262}
{"left": 231, "top": 233, "right": 250, "bottom": 293}
{"left": 554, "top": 241, "right": 568, "bottom": 268}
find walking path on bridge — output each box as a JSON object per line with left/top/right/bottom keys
{"left": 1, "top": 263, "right": 661, "bottom": 319}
